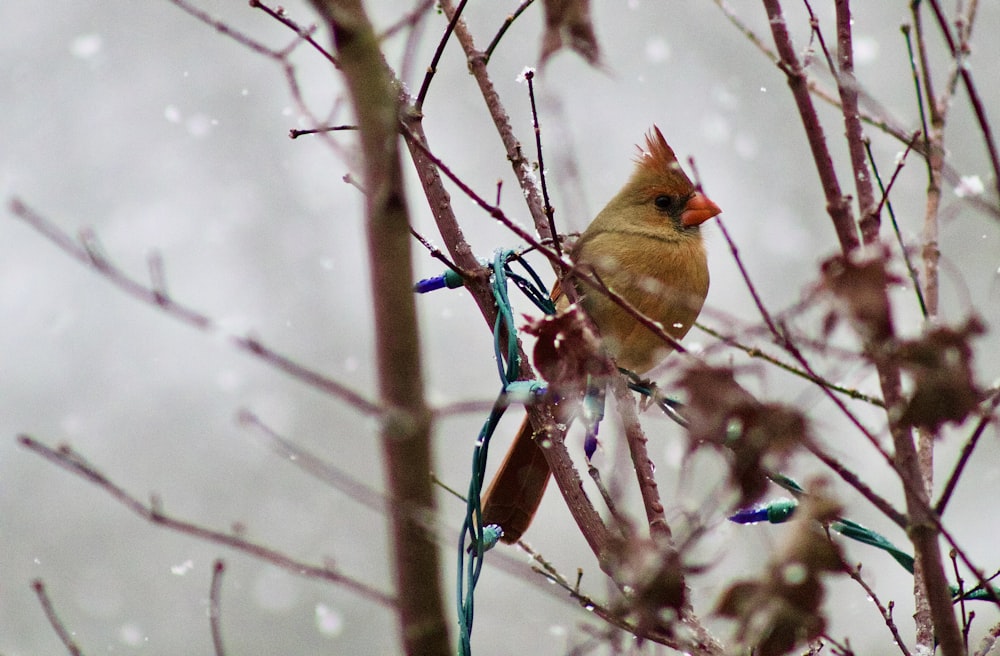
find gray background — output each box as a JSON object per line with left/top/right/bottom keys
{"left": 3, "top": 1, "right": 999, "bottom": 654}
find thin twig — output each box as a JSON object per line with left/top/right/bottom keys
{"left": 762, "top": 0, "right": 858, "bottom": 254}
{"left": 8, "top": 199, "right": 379, "bottom": 415}
{"left": 935, "top": 388, "right": 1000, "bottom": 515}
{"left": 902, "top": 24, "right": 932, "bottom": 182}
{"left": 249, "top": 0, "right": 339, "bottom": 67}
{"left": 520, "top": 540, "right": 718, "bottom": 654}
{"left": 484, "top": 0, "right": 535, "bottom": 63}
{"left": 19, "top": 435, "right": 396, "bottom": 607}
{"left": 694, "top": 322, "right": 885, "bottom": 407}
{"left": 32, "top": 580, "right": 83, "bottom": 656}
{"left": 169, "top": 0, "right": 285, "bottom": 58}
{"left": 289, "top": 124, "right": 357, "bottom": 139}
{"left": 524, "top": 69, "right": 561, "bottom": 261}
{"left": 844, "top": 563, "right": 912, "bottom": 656}
{"left": 713, "top": 217, "right": 782, "bottom": 340}
{"left": 951, "top": 550, "right": 972, "bottom": 652}
{"left": 437, "top": 0, "right": 551, "bottom": 248}
{"left": 409, "top": 227, "right": 466, "bottom": 277}
{"left": 586, "top": 463, "right": 629, "bottom": 532}
{"left": 414, "top": 0, "right": 469, "bottom": 110}
{"left": 805, "top": 441, "right": 908, "bottom": 529}
{"left": 209, "top": 560, "right": 227, "bottom": 656}
{"left": 865, "top": 135, "right": 928, "bottom": 318}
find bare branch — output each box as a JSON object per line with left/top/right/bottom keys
{"left": 19, "top": 435, "right": 395, "bottom": 607}
{"left": 694, "top": 321, "right": 885, "bottom": 407}
{"left": 7, "top": 199, "right": 380, "bottom": 416}
{"left": 209, "top": 560, "right": 227, "bottom": 656}
{"left": 307, "top": 2, "right": 449, "bottom": 654}
{"left": 609, "top": 376, "right": 669, "bottom": 539}
{"left": 437, "top": 0, "right": 551, "bottom": 249}
{"left": 935, "top": 388, "right": 1000, "bottom": 515}
{"left": 762, "top": 0, "right": 859, "bottom": 254}
{"left": 32, "top": 580, "right": 83, "bottom": 656}
{"left": 832, "top": 0, "right": 879, "bottom": 243}
{"left": 843, "top": 563, "right": 912, "bottom": 656}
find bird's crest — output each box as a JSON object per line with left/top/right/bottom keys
{"left": 630, "top": 125, "right": 695, "bottom": 194}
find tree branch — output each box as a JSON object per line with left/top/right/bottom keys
{"left": 762, "top": 0, "right": 859, "bottom": 255}
{"left": 307, "top": 2, "right": 449, "bottom": 653}
{"left": 19, "top": 435, "right": 395, "bottom": 606}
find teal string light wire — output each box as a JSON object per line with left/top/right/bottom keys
{"left": 728, "top": 486, "right": 1000, "bottom": 602}
{"left": 442, "top": 250, "right": 555, "bottom": 656}
{"left": 418, "top": 249, "right": 704, "bottom": 653}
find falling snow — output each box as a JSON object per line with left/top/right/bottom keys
{"left": 315, "top": 603, "right": 345, "bottom": 636}
{"left": 644, "top": 37, "right": 671, "bottom": 63}
{"left": 170, "top": 559, "right": 194, "bottom": 575}
{"left": 70, "top": 33, "right": 103, "bottom": 59}
{"left": 164, "top": 105, "right": 182, "bottom": 124}
{"left": 954, "top": 174, "right": 984, "bottom": 198}
{"left": 853, "top": 35, "right": 880, "bottom": 65}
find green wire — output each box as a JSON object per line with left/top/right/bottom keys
{"left": 456, "top": 250, "right": 557, "bottom": 656}
{"left": 738, "top": 485, "right": 1000, "bottom": 603}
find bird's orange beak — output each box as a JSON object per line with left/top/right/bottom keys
{"left": 680, "top": 191, "right": 722, "bottom": 226}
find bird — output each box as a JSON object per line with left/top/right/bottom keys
{"left": 480, "top": 126, "right": 721, "bottom": 544}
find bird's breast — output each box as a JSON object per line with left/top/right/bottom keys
{"left": 573, "top": 230, "right": 709, "bottom": 374}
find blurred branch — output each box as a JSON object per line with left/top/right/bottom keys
{"left": 31, "top": 579, "right": 82, "bottom": 656}
{"left": 7, "top": 198, "right": 379, "bottom": 415}
{"left": 763, "top": 6, "right": 967, "bottom": 651}
{"left": 922, "top": 0, "right": 1000, "bottom": 202}
{"left": 695, "top": 321, "right": 885, "bottom": 407}
{"left": 907, "top": 8, "right": 948, "bottom": 647}
{"left": 244, "top": 409, "right": 622, "bottom": 616}
{"left": 909, "top": 3, "right": 944, "bottom": 323}
{"left": 306, "top": 1, "right": 449, "bottom": 654}
{"left": 935, "top": 388, "right": 1000, "bottom": 516}
{"left": 18, "top": 435, "right": 396, "bottom": 607}
{"left": 718, "top": 0, "right": 999, "bottom": 220}
{"left": 209, "top": 560, "right": 227, "bottom": 656}
{"left": 713, "top": 215, "right": 907, "bottom": 523}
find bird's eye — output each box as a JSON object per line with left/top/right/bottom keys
{"left": 654, "top": 195, "right": 677, "bottom": 212}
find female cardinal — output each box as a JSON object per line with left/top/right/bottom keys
{"left": 481, "top": 126, "right": 721, "bottom": 543}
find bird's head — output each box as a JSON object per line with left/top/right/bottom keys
{"left": 617, "top": 125, "right": 722, "bottom": 231}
